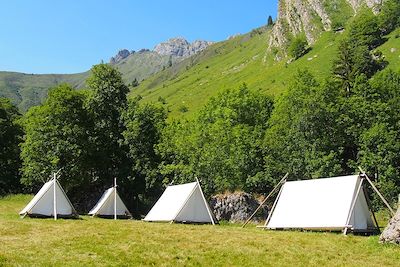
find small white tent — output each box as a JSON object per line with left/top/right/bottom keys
{"left": 89, "top": 186, "right": 131, "bottom": 218}
{"left": 19, "top": 176, "right": 78, "bottom": 219}
{"left": 265, "top": 175, "right": 378, "bottom": 233}
{"left": 143, "top": 180, "right": 215, "bottom": 224}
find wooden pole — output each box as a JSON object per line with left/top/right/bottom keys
{"left": 358, "top": 167, "right": 395, "bottom": 216}
{"left": 53, "top": 173, "right": 57, "bottom": 221}
{"left": 114, "top": 178, "right": 117, "bottom": 220}
{"left": 242, "top": 173, "right": 289, "bottom": 228}
{"left": 343, "top": 177, "right": 364, "bottom": 235}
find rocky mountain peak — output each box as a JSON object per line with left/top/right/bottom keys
{"left": 110, "top": 49, "right": 134, "bottom": 64}
{"left": 153, "top": 37, "right": 214, "bottom": 58}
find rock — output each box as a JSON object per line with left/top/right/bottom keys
{"left": 109, "top": 49, "right": 133, "bottom": 64}
{"left": 380, "top": 207, "right": 400, "bottom": 244}
{"left": 210, "top": 192, "right": 268, "bottom": 223}
{"left": 153, "top": 37, "right": 213, "bottom": 58}
{"left": 390, "top": 48, "right": 396, "bottom": 53}
{"left": 268, "top": 0, "right": 384, "bottom": 59}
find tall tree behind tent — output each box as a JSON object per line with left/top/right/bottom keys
{"left": 0, "top": 98, "right": 23, "bottom": 195}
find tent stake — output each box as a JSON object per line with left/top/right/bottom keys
{"left": 343, "top": 177, "right": 364, "bottom": 235}
{"left": 358, "top": 167, "right": 395, "bottom": 216}
{"left": 242, "top": 173, "right": 288, "bottom": 228}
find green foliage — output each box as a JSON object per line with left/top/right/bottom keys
{"left": 20, "top": 84, "right": 92, "bottom": 195}
{"left": 288, "top": 36, "right": 308, "bottom": 60}
{"left": 0, "top": 98, "right": 23, "bottom": 195}
{"left": 379, "top": 0, "right": 400, "bottom": 35}
{"left": 267, "top": 16, "right": 273, "bottom": 26}
{"left": 122, "top": 100, "right": 167, "bottom": 210}
{"left": 333, "top": 9, "right": 386, "bottom": 94}
{"left": 158, "top": 85, "right": 274, "bottom": 194}
{"left": 86, "top": 64, "right": 130, "bottom": 187}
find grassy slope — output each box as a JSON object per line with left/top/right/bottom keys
{"left": 1, "top": 195, "right": 399, "bottom": 266}
{"left": 0, "top": 52, "right": 177, "bottom": 112}
{"left": 0, "top": 72, "right": 88, "bottom": 112}
{"left": 133, "top": 27, "right": 400, "bottom": 119}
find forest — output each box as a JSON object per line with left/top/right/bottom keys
{"left": 1, "top": 4, "right": 400, "bottom": 215}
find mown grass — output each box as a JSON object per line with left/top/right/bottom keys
{"left": 0, "top": 195, "right": 398, "bottom": 266}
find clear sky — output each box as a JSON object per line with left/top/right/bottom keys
{"left": 0, "top": 0, "right": 278, "bottom": 74}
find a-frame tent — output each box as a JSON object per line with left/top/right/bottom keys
{"left": 19, "top": 175, "right": 78, "bottom": 219}
{"left": 89, "top": 185, "right": 131, "bottom": 219}
{"left": 260, "top": 174, "right": 384, "bottom": 234}
{"left": 143, "top": 180, "right": 216, "bottom": 224}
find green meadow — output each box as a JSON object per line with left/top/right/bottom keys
{"left": 1, "top": 195, "right": 398, "bottom": 266}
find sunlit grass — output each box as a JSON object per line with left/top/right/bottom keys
{"left": 0, "top": 195, "right": 398, "bottom": 266}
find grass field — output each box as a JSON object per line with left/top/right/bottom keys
{"left": 0, "top": 195, "right": 399, "bottom": 266}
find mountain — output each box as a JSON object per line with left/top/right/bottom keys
{"left": 0, "top": 37, "right": 212, "bottom": 112}
{"left": 131, "top": 1, "right": 400, "bottom": 118}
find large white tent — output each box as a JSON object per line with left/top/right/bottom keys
{"left": 89, "top": 186, "right": 131, "bottom": 218}
{"left": 264, "top": 175, "right": 378, "bottom": 233}
{"left": 143, "top": 180, "right": 215, "bottom": 224}
{"left": 19, "top": 177, "right": 78, "bottom": 219}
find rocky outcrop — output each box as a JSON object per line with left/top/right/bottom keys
{"left": 210, "top": 192, "right": 268, "bottom": 223}
{"left": 380, "top": 207, "right": 400, "bottom": 244}
{"left": 154, "top": 37, "right": 213, "bottom": 58}
{"left": 110, "top": 49, "right": 134, "bottom": 64}
{"left": 268, "top": 0, "right": 385, "bottom": 58}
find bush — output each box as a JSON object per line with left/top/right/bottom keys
{"left": 288, "top": 36, "right": 308, "bottom": 59}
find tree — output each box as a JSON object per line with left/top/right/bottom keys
{"left": 0, "top": 98, "right": 23, "bottom": 195}
{"left": 267, "top": 16, "right": 274, "bottom": 26}
{"left": 131, "top": 78, "right": 139, "bottom": 88}
{"left": 86, "top": 64, "right": 130, "bottom": 187}
{"left": 122, "top": 100, "right": 166, "bottom": 212}
{"left": 378, "top": 0, "right": 400, "bottom": 35}
{"left": 332, "top": 9, "right": 385, "bottom": 94}
{"left": 20, "top": 85, "right": 92, "bottom": 203}
{"left": 158, "top": 84, "right": 274, "bottom": 194}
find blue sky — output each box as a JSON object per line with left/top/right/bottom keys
{"left": 0, "top": 0, "right": 278, "bottom": 74}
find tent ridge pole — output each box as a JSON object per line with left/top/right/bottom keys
{"left": 242, "top": 172, "right": 289, "bottom": 228}
{"left": 114, "top": 178, "right": 117, "bottom": 220}
{"left": 53, "top": 172, "right": 57, "bottom": 221}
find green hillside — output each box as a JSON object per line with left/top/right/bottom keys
{"left": 0, "top": 51, "right": 180, "bottom": 112}
{"left": 132, "top": 27, "right": 400, "bottom": 118}
{"left": 0, "top": 72, "right": 88, "bottom": 112}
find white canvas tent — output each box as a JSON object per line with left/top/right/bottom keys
{"left": 264, "top": 174, "right": 378, "bottom": 234}
{"left": 143, "top": 180, "right": 215, "bottom": 224}
{"left": 89, "top": 185, "right": 131, "bottom": 219}
{"left": 19, "top": 175, "right": 78, "bottom": 219}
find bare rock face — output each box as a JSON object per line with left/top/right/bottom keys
{"left": 268, "top": 0, "right": 384, "bottom": 58}
{"left": 380, "top": 207, "right": 400, "bottom": 244}
{"left": 210, "top": 192, "right": 268, "bottom": 223}
{"left": 153, "top": 37, "right": 213, "bottom": 58}
{"left": 110, "top": 49, "right": 134, "bottom": 64}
